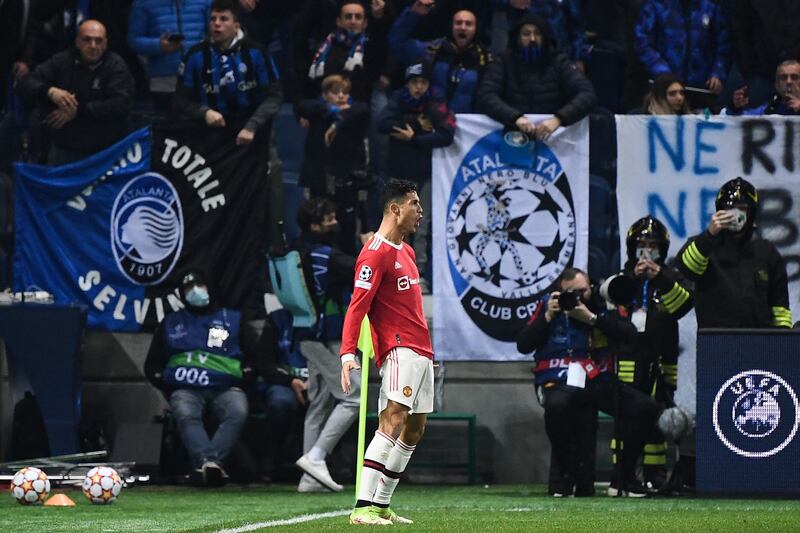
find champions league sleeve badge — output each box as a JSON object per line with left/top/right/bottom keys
{"left": 111, "top": 172, "right": 184, "bottom": 285}
{"left": 712, "top": 370, "right": 800, "bottom": 458}
{"left": 444, "top": 130, "right": 576, "bottom": 342}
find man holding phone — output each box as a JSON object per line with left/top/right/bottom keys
{"left": 128, "top": 0, "right": 212, "bottom": 112}
{"left": 677, "top": 177, "right": 792, "bottom": 329}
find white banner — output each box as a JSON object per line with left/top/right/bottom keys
{"left": 616, "top": 115, "right": 800, "bottom": 413}
{"left": 432, "top": 115, "right": 589, "bottom": 361}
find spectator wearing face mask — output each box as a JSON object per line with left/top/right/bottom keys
{"left": 614, "top": 216, "right": 693, "bottom": 492}
{"left": 676, "top": 178, "right": 792, "bottom": 329}
{"left": 144, "top": 269, "right": 305, "bottom": 486}
{"left": 477, "top": 13, "right": 596, "bottom": 142}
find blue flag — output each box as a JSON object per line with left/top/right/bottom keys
{"left": 14, "top": 123, "right": 269, "bottom": 331}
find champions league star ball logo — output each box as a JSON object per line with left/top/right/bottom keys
{"left": 713, "top": 370, "right": 800, "bottom": 458}
{"left": 111, "top": 172, "right": 184, "bottom": 285}
{"left": 445, "top": 130, "right": 576, "bottom": 342}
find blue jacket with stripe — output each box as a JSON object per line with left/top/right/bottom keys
{"left": 174, "top": 35, "right": 282, "bottom": 133}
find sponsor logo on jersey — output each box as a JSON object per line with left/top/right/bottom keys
{"left": 397, "top": 276, "right": 419, "bottom": 291}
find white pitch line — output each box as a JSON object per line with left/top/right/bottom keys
{"left": 213, "top": 509, "right": 351, "bottom": 533}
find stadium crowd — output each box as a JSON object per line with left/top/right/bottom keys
{"left": 0, "top": 0, "right": 798, "bottom": 497}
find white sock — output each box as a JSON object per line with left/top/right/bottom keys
{"left": 357, "top": 431, "right": 396, "bottom": 505}
{"left": 372, "top": 439, "right": 415, "bottom": 507}
{"left": 307, "top": 446, "right": 326, "bottom": 463}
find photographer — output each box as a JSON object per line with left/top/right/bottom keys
{"left": 614, "top": 216, "right": 693, "bottom": 491}
{"left": 517, "top": 268, "right": 659, "bottom": 497}
{"left": 677, "top": 178, "right": 791, "bottom": 329}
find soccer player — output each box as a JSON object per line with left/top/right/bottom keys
{"left": 340, "top": 179, "right": 432, "bottom": 525}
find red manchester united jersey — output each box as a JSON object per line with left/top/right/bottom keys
{"left": 340, "top": 234, "right": 433, "bottom": 368}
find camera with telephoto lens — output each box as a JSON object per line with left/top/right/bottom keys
{"left": 557, "top": 289, "right": 579, "bottom": 311}
{"left": 599, "top": 274, "right": 637, "bottom": 306}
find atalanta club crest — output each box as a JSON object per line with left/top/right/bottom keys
{"left": 111, "top": 172, "right": 184, "bottom": 285}
{"left": 445, "top": 130, "right": 576, "bottom": 341}
{"left": 713, "top": 369, "right": 800, "bottom": 458}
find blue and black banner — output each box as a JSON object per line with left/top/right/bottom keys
{"left": 14, "top": 121, "right": 269, "bottom": 331}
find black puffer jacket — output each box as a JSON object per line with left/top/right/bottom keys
{"left": 477, "top": 13, "right": 596, "bottom": 128}
{"left": 16, "top": 47, "right": 134, "bottom": 153}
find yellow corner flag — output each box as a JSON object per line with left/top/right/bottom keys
{"left": 354, "top": 315, "right": 374, "bottom": 501}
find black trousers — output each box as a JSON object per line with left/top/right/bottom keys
{"left": 542, "top": 384, "right": 598, "bottom": 493}
{"left": 542, "top": 379, "right": 660, "bottom": 485}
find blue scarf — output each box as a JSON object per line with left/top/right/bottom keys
{"left": 308, "top": 29, "right": 366, "bottom": 79}
{"left": 518, "top": 44, "right": 542, "bottom": 65}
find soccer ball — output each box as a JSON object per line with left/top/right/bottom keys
{"left": 82, "top": 466, "right": 123, "bottom": 504}
{"left": 10, "top": 466, "right": 51, "bottom": 505}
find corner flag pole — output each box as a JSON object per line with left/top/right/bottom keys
{"left": 354, "top": 316, "right": 374, "bottom": 501}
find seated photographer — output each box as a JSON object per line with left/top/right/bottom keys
{"left": 517, "top": 267, "right": 660, "bottom": 497}
{"left": 296, "top": 75, "right": 371, "bottom": 255}
{"left": 144, "top": 270, "right": 304, "bottom": 486}
{"left": 677, "top": 177, "right": 791, "bottom": 329}
{"left": 614, "top": 216, "right": 693, "bottom": 491}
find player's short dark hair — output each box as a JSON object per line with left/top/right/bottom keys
{"left": 380, "top": 179, "right": 418, "bottom": 212}
{"left": 211, "top": 0, "right": 242, "bottom": 21}
{"left": 558, "top": 267, "right": 588, "bottom": 287}
{"left": 297, "top": 197, "right": 337, "bottom": 232}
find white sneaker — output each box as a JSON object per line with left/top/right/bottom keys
{"left": 295, "top": 455, "right": 343, "bottom": 492}
{"left": 297, "top": 473, "right": 328, "bottom": 493}
{"left": 201, "top": 461, "right": 227, "bottom": 487}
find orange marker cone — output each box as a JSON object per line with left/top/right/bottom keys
{"left": 44, "top": 494, "right": 76, "bottom": 506}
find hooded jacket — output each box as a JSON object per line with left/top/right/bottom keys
{"left": 477, "top": 14, "right": 596, "bottom": 129}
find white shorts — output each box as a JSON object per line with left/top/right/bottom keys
{"left": 378, "top": 347, "right": 434, "bottom": 415}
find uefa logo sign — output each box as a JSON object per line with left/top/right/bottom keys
{"left": 110, "top": 172, "right": 184, "bottom": 286}
{"left": 712, "top": 369, "right": 800, "bottom": 458}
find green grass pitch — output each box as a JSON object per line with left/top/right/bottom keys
{"left": 2, "top": 484, "right": 800, "bottom": 532}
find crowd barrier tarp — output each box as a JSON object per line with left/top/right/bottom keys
{"left": 616, "top": 115, "right": 800, "bottom": 414}
{"left": 432, "top": 114, "right": 589, "bottom": 361}
{"left": 13, "top": 121, "right": 269, "bottom": 331}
